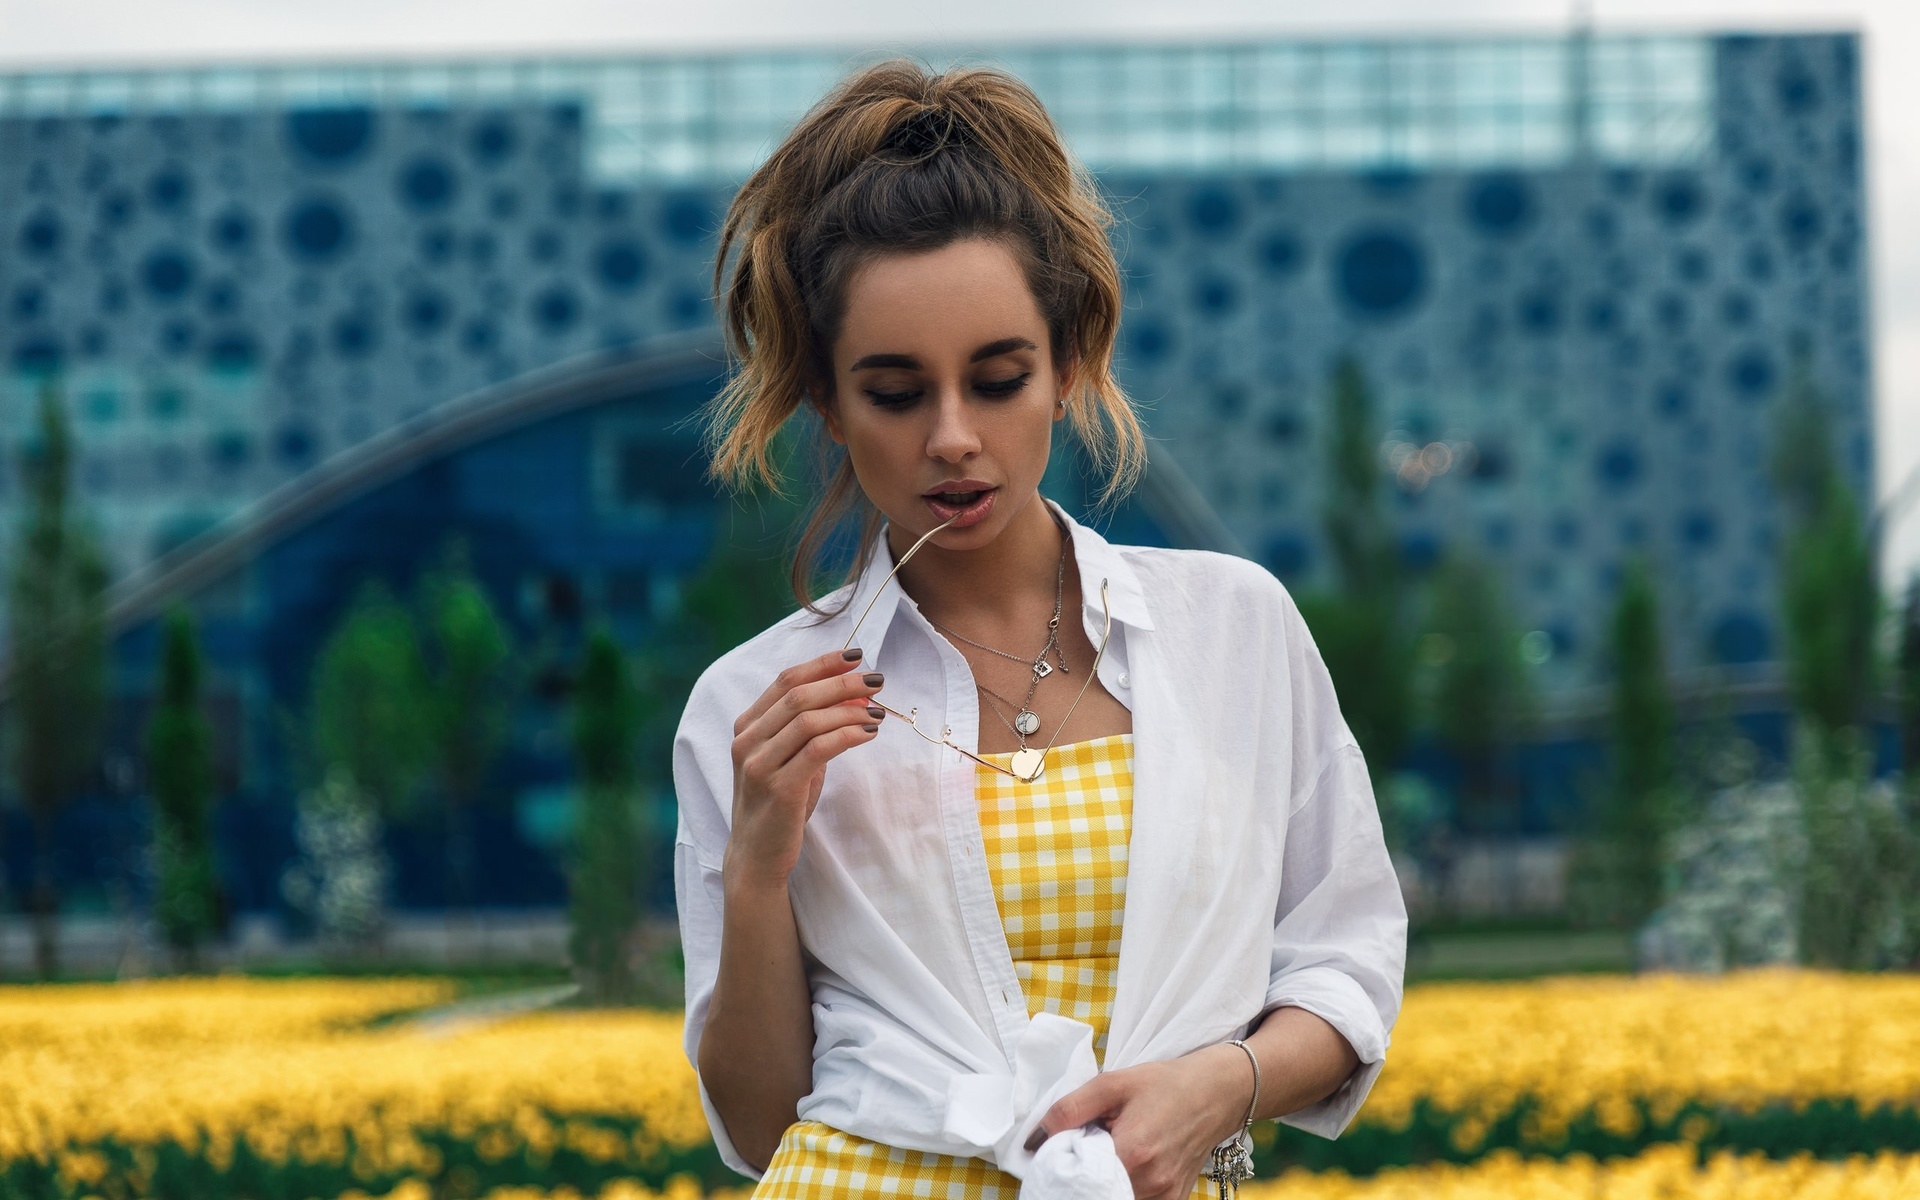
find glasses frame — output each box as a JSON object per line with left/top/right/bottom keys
{"left": 841, "top": 514, "right": 1114, "bottom": 783}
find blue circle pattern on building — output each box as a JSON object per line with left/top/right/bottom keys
{"left": 0, "top": 36, "right": 1874, "bottom": 689}
{"left": 1466, "top": 173, "right": 1535, "bottom": 237}
{"left": 1335, "top": 230, "right": 1427, "bottom": 318}
{"left": 284, "top": 197, "right": 352, "bottom": 262}
{"left": 1121, "top": 36, "right": 1867, "bottom": 675}
{"left": 288, "top": 108, "right": 376, "bottom": 165}
{"left": 400, "top": 157, "right": 457, "bottom": 211}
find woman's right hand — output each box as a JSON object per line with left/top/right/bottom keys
{"left": 724, "top": 648, "right": 886, "bottom": 890}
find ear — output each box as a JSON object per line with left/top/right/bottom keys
{"left": 1053, "top": 353, "right": 1078, "bottom": 423}
{"left": 812, "top": 384, "right": 847, "bottom": 445}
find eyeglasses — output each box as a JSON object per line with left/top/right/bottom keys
{"left": 842, "top": 514, "right": 1113, "bottom": 785}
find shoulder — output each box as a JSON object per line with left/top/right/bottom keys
{"left": 1120, "top": 545, "right": 1299, "bottom": 627}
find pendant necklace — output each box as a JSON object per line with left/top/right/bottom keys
{"left": 977, "top": 678, "right": 1045, "bottom": 745}
{"left": 929, "top": 531, "right": 1069, "bottom": 740}
{"left": 843, "top": 510, "right": 1113, "bottom": 785}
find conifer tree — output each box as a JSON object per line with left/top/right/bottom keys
{"left": 1296, "top": 357, "right": 1418, "bottom": 843}
{"left": 418, "top": 544, "right": 513, "bottom": 916}
{"left": 288, "top": 582, "right": 429, "bottom": 957}
{"left": 1771, "top": 350, "right": 1878, "bottom": 758}
{"left": 1422, "top": 555, "right": 1529, "bottom": 828}
{"left": 568, "top": 630, "right": 640, "bottom": 1004}
{"left": 6, "top": 384, "right": 107, "bottom": 979}
{"left": 147, "top": 608, "right": 220, "bottom": 971}
{"left": 1597, "top": 558, "right": 1677, "bottom": 924}
{"left": 310, "top": 582, "right": 430, "bottom": 820}
{"left": 1899, "top": 576, "right": 1920, "bottom": 771}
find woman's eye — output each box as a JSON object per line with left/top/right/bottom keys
{"left": 865, "top": 389, "right": 922, "bottom": 408}
{"left": 976, "top": 373, "right": 1031, "bottom": 397}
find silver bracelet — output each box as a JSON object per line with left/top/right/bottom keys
{"left": 1207, "top": 1040, "right": 1261, "bottom": 1198}
{"left": 1225, "top": 1037, "right": 1261, "bottom": 1129}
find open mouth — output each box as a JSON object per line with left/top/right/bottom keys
{"left": 922, "top": 484, "right": 998, "bottom": 526}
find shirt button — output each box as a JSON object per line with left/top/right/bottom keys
{"left": 1116, "top": 671, "right": 1131, "bottom": 688}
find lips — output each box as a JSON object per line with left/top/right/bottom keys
{"left": 923, "top": 479, "right": 995, "bottom": 502}
{"left": 922, "top": 482, "right": 998, "bottom": 527}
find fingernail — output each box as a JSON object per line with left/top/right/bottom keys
{"left": 1024, "top": 1126, "right": 1047, "bottom": 1153}
{"left": 842, "top": 648, "right": 864, "bottom": 661}
{"left": 867, "top": 705, "right": 884, "bottom": 719}
{"left": 864, "top": 672, "right": 884, "bottom": 687}
{"left": 862, "top": 723, "right": 879, "bottom": 733}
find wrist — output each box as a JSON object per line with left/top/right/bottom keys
{"left": 1189, "top": 1042, "right": 1257, "bottom": 1144}
{"left": 721, "top": 851, "right": 793, "bottom": 905}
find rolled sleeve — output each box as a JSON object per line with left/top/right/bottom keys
{"left": 675, "top": 836, "right": 763, "bottom": 1180}
{"left": 1264, "top": 742, "right": 1408, "bottom": 1139}
{"left": 672, "top": 687, "right": 767, "bottom": 1182}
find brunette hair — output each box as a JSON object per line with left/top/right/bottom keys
{"left": 704, "top": 58, "right": 1146, "bottom": 610}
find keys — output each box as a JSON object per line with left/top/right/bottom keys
{"left": 1206, "top": 1135, "right": 1254, "bottom": 1199}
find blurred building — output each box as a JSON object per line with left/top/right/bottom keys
{"left": 0, "top": 31, "right": 1870, "bottom": 908}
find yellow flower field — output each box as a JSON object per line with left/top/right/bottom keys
{"left": 320, "top": 1144, "right": 1920, "bottom": 1200}
{"left": 1363, "top": 968, "right": 1920, "bottom": 1144}
{"left": 0, "top": 976, "right": 708, "bottom": 1177}
{"left": 2, "top": 969, "right": 1918, "bottom": 1200}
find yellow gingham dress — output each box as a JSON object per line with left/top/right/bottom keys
{"left": 753, "top": 733, "right": 1210, "bottom": 1199}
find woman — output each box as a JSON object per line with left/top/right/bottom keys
{"left": 674, "top": 60, "right": 1406, "bottom": 1200}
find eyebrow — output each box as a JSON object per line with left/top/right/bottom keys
{"left": 848, "top": 337, "right": 1039, "bottom": 372}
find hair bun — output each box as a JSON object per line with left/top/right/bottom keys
{"left": 878, "top": 106, "right": 972, "bottom": 163}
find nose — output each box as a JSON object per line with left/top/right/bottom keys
{"left": 924, "top": 385, "right": 981, "bottom": 463}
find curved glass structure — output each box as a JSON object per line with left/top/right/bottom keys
{"left": 0, "top": 30, "right": 1872, "bottom": 903}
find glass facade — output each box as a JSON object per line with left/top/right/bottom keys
{"left": 0, "top": 32, "right": 1872, "bottom": 904}
{"left": 2, "top": 35, "right": 1711, "bottom": 183}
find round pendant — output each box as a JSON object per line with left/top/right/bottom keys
{"left": 1009, "top": 747, "right": 1046, "bottom": 783}
{"left": 1014, "top": 709, "right": 1041, "bottom": 736}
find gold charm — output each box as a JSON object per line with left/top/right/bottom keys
{"left": 1009, "top": 748, "right": 1045, "bottom": 783}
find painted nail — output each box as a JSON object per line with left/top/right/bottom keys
{"left": 864, "top": 672, "right": 884, "bottom": 687}
{"left": 1024, "top": 1126, "right": 1048, "bottom": 1153}
{"left": 867, "top": 705, "right": 884, "bottom": 719}
{"left": 842, "top": 648, "right": 864, "bottom": 661}
{"left": 862, "top": 723, "right": 880, "bottom": 733}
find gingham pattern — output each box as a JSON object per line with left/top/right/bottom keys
{"left": 977, "top": 733, "right": 1135, "bottom": 1058}
{"left": 754, "top": 735, "right": 1209, "bottom": 1200}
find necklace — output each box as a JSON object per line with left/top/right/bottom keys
{"left": 929, "top": 530, "right": 1069, "bottom": 741}
{"left": 844, "top": 510, "right": 1111, "bottom": 785}
{"left": 977, "top": 678, "right": 1044, "bottom": 744}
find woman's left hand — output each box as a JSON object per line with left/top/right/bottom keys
{"left": 1028, "top": 1044, "right": 1249, "bottom": 1200}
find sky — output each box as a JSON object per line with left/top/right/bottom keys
{"left": 4, "top": 0, "right": 1916, "bottom": 593}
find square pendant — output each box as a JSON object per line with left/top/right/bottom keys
{"left": 1031, "top": 659, "right": 1054, "bottom": 680}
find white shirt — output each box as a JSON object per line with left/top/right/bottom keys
{"left": 674, "top": 503, "right": 1408, "bottom": 1182}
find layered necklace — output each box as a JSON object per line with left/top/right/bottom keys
{"left": 842, "top": 512, "right": 1111, "bottom": 785}
{"left": 927, "top": 529, "right": 1070, "bottom": 745}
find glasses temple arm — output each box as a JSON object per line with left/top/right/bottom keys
{"left": 841, "top": 514, "right": 961, "bottom": 655}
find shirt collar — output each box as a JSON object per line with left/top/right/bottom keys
{"left": 832, "top": 499, "right": 1155, "bottom": 667}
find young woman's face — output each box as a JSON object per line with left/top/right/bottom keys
{"left": 823, "top": 237, "right": 1068, "bottom": 549}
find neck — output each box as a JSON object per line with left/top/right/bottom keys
{"left": 887, "top": 492, "right": 1066, "bottom": 628}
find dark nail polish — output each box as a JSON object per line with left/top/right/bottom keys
{"left": 842, "top": 648, "right": 864, "bottom": 661}
{"left": 867, "top": 705, "right": 885, "bottom": 719}
{"left": 1024, "top": 1126, "right": 1047, "bottom": 1153}
{"left": 862, "top": 723, "right": 880, "bottom": 733}
{"left": 864, "top": 672, "right": 884, "bottom": 687}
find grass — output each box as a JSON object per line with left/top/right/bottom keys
{"left": 1408, "top": 927, "right": 1636, "bottom": 981}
